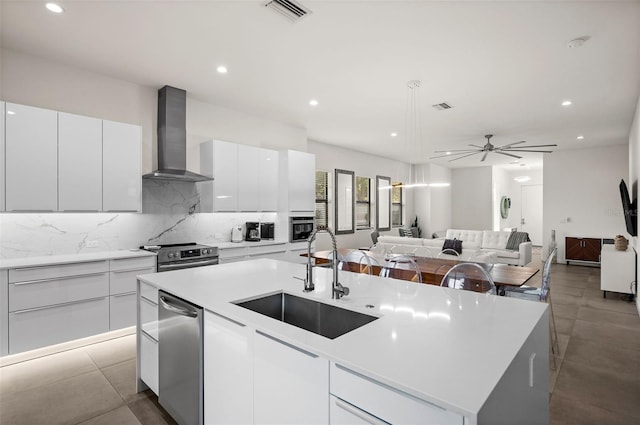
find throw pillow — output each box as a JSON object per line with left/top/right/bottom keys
{"left": 506, "top": 231, "right": 530, "bottom": 251}
{"left": 442, "top": 238, "right": 463, "bottom": 255}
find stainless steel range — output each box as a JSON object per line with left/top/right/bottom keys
{"left": 141, "top": 243, "right": 218, "bottom": 272}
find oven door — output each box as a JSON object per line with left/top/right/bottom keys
{"left": 157, "top": 257, "right": 219, "bottom": 272}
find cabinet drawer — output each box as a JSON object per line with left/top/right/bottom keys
{"left": 110, "top": 256, "right": 156, "bottom": 272}
{"left": 139, "top": 280, "right": 157, "bottom": 303}
{"left": 9, "top": 260, "right": 109, "bottom": 283}
{"left": 219, "top": 247, "right": 248, "bottom": 259}
{"left": 9, "top": 272, "right": 109, "bottom": 312}
{"left": 330, "top": 395, "right": 389, "bottom": 425}
{"left": 9, "top": 297, "right": 109, "bottom": 354}
{"left": 247, "top": 243, "right": 287, "bottom": 256}
{"left": 330, "top": 363, "right": 463, "bottom": 425}
{"left": 110, "top": 293, "right": 136, "bottom": 330}
{"left": 140, "top": 296, "right": 158, "bottom": 341}
{"left": 110, "top": 267, "right": 155, "bottom": 295}
{"left": 140, "top": 331, "right": 159, "bottom": 395}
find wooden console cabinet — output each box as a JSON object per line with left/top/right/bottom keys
{"left": 565, "top": 237, "right": 602, "bottom": 264}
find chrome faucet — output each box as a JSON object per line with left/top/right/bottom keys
{"left": 305, "top": 225, "right": 350, "bottom": 299}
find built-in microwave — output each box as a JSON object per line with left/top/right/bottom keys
{"left": 290, "top": 217, "right": 314, "bottom": 242}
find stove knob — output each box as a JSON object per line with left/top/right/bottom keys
{"left": 168, "top": 252, "right": 174, "bottom": 258}
{"left": 202, "top": 249, "right": 209, "bottom": 254}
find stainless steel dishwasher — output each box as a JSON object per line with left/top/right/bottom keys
{"left": 158, "top": 290, "right": 203, "bottom": 425}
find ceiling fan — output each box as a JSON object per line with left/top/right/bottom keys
{"left": 430, "top": 134, "right": 557, "bottom": 162}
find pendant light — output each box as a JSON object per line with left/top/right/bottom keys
{"left": 403, "top": 80, "right": 428, "bottom": 188}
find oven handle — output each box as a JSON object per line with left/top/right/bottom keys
{"left": 157, "top": 259, "right": 218, "bottom": 271}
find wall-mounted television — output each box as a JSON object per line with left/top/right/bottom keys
{"left": 619, "top": 179, "right": 637, "bottom": 237}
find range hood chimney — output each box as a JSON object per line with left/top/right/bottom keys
{"left": 142, "top": 85, "right": 213, "bottom": 182}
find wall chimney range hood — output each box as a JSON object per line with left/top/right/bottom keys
{"left": 143, "top": 85, "right": 213, "bottom": 182}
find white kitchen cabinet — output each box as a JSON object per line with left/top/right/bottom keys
{"left": 259, "top": 148, "right": 279, "bottom": 211}
{"left": 330, "top": 362, "right": 463, "bottom": 425}
{"left": 238, "top": 144, "right": 260, "bottom": 211}
{"left": 200, "top": 139, "right": 239, "bottom": 212}
{"left": 109, "top": 258, "right": 155, "bottom": 330}
{"left": 138, "top": 280, "right": 159, "bottom": 394}
{"left": 204, "top": 311, "right": 254, "bottom": 425}
{"left": 110, "top": 292, "right": 137, "bottom": 330}
{"left": 281, "top": 149, "right": 315, "bottom": 212}
{"left": 103, "top": 120, "right": 141, "bottom": 212}
{"left": 254, "top": 331, "right": 329, "bottom": 424}
{"left": 601, "top": 244, "right": 635, "bottom": 296}
{"left": 9, "top": 297, "right": 109, "bottom": 354}
{"left": 58, "top": 112, "right": 103, "bottom": 211}
{"left": 140, "top": 331, "right": 159, "bottom": 394}
{"left": 330, "top": 395, "right": 388, "bottom": 425}
{"left": 0, "top": 102, "right": 5, "bottom": 211}
{"left": 0, "top": 270, "right": 8, "bottom": 356}
{"left": 5, "top": 103, "right": 58, "bottom": 211}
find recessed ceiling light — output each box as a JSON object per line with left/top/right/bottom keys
{"left": 390, "top": 132, "right": 397, "bottom": 137}
{"left": 309, "top": 99, "right": 319, "bottom": 106}
{"left": 561, "top": 100, "right": 572, "bottom": 107}
{"left": 576, "top": 135, "right": 584, "bottom": 140}
{"left": 446, "top": 152, "right": 451, "bottom": 155}
{"left": 216, "top": 65, "right": 228, "bottom": 74}
{"left": 46, "top": 3, "right": 64, "bottom": 13}
{"left": 514, "top": 176, "right": 531, "bottom": 183}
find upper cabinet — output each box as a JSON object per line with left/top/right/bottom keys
{"left": 103, "top": 120, "right": 141, "bottom": 212}
{"left": 1, "top": 101, "right": 142, "bottom": 213}
{"left": 58, "top": 112, "right": 103, "bottom": 211}
{"left": 0, "top": 102, "right": 5, "bottom": 212}
{"left": 200, "top": 140, "right": 280, "bottom": 212}
{"left": 5, "top": 103, "right": 58, "bottom": 211}
{"left": 282, "top": 150, "right": 315, "bottom": 213}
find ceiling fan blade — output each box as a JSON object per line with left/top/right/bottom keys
{"left": 495, "top": 151, "right": 523, "bottom": 159}
{"left": 469, "top": 144, "right": 486, "bottom": 149}
{"left": 496, "top": 140, "right": 527, "bottom": 149}
{"left": 448, "top": 152, "right": 482, "bottom": 162}
{"left": 501, "top": 149, "right": 554, "bottom": 153}
{"left": 481, "top": 151, "right": 489, "bottom": 162}
{"left": 433, "top": 148, "right": 479, "bottom": 153}
{"left": 506, "top": 144, "right": 558, "bottom": 149}
{"left": 430, "top": 151, "right": 478, "bottom": 159}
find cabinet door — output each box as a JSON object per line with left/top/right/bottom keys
{"left": 259, "top": 148, "right": 279, "bottom": 211}
{"left": 254, "top": 331, "right": 328, "bottom": 424}
{"left": 58, "top": 112, "right": 103, "bottom": 211}
{"left": 103, "top": 120, "right": 141, "bottom": 212}
{"left": 0, "top": 102, "right": 5, "bottom": 211}
{"left": 5, "top": 103, "right": 58, "bottom": 211}
{"left": 1, "top": 270, "right": 8, "bottom": 356}
{"left": 204, "top": 311, "right": 253, "bottom": 425}
{"left": 565, "top": 237, "right": 582, "bottom": 261}
{"left": 287, "top": 150, "right": 315, "bottom": 212}
{"left": 213, "top": 140, "right": 238, "bottom": 211}
{"left": 583, "top": 238, "right": 602, "bottom": 262}
{"left": 238, "top": 144, "right": 260, "bottom": 211}
{"left": 110, "top": 292, "right": 136, "bottom": 330}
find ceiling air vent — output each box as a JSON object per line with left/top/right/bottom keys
{"left": 432, "top": 102, "right": 453, "bottom": 111}
{"left": 264, "top": 0, "right": 311, "bottom": 22}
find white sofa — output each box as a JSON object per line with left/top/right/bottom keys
{"left": 372, "top": 229, "right": 532, "bottom": 266}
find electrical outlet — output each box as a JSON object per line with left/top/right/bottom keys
{"left": 86, "top": 240, "right": 99, "bottom": 248}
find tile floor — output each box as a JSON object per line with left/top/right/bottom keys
{"left": 1, "top": 253, "right": 639, "bottom": 424}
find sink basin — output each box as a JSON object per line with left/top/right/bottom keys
{"left": 234, "top": 292, "right": 378, "bottom": 339}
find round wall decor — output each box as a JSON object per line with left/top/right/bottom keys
{"left": 500, "top": 196, "right": 511, "bottom": 219}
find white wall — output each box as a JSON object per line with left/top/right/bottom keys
{"left": 413, "top": 163, "right": 452, "bottom": 238}
{"left": 492, "top": 167, "right": 510, "bottom": 231}
{"left": 451, "top": 167, "right": 493, "bottom": 230}
{"left": 543, "top": 145, "right": 629, "bottom": 263}
{"left": 308, "top": 140, "right": 412, "bottom": 250}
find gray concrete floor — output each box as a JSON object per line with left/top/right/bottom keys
{"left": 1, "top": 253, "right": 639, "bottom": 424}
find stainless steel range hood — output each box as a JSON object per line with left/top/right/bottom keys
{"left": 143, "top": 86, "right": 213, "bottom": 182}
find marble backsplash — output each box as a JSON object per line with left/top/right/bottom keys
{"left": 0, "top": 180, "right": 281, "bottom": 259}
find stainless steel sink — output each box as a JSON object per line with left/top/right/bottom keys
{"left": 234, "top": 292, "right": 378, "bottom": 339}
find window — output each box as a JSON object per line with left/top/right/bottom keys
{"left": 315, "top": 171, "right": 329, "bottom": 228}
{"left": 355, "top": 176, "right": 371, "bottom": 228}
{"left": 392, "top": 182, "right": 403, "bottom": 226}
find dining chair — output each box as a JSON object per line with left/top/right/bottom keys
{"left": 437, "top": 248, "right": 460, "bottom": 260}
{"left": 370, "top": 229, "right": 380, "bottom": 245}
{"left": 380, "top": 255, "right": 422, "bottom": 283}
{"left": 411, "top": 246, "right": 437, "bottom": 258}
{"left": 505, "top": 248, "right": 560, "bottom": 367}
{"left": 440, "top": 262, "right": 497, "bottom": 295}
{"left": 338, "top": 250, "right": 378, "bottom": 275}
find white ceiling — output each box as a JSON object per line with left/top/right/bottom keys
{"left": 2, "top": 1, "right": 639, "bottom": 169}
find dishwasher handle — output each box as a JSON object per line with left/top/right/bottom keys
{"left": 159, "top": 295, "right": 199, "bottom": 318}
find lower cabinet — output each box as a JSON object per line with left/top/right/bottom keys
{"left": 329, "top": 363, "right": 463, "bottom": 425}
{"left": 565, "top": 237, "right": 602, "bottom": 264}
{"left": 9, "top": 297, "right": 109, "bottom": 353}
{"left": 253, "top": 331, "right": 329, "bottom": 424}
{"left": 109, "top": 293, "right": 137, "bottom": 330}
{"left": 138, "top": 281, "right": 159, "bottom": 395}
{"left": 204, "top": 311, "right": 253, "bottom": 425}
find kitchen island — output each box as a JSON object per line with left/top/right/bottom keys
{"left": 136, "top": 258, "right": 549, "bottom": 425}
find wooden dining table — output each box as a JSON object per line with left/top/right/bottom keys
{"left": 302, "top": 248, "right": 539, "bottom": 292}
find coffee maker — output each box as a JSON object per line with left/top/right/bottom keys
{"left": 245, "top": 222, "right": 260, "bottom": 241}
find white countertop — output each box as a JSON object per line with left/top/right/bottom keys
{"left": 0, "top": 249, "right": 156, "bottom": 270}
{"left": 137, "top": 259, "right": 547, "bottom": 419}
{"left": 210, "top": 239, "right": 288, "bottom": 249}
